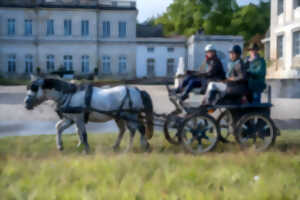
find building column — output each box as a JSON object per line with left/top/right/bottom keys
{"left": 96, "top": 9, "right": 100, "bottom": 76}
{"left": 34, "top": 8, "right": 40, "bottom": 71}
{"left": 285, "top": 29, "right": 293, "bottom": 71}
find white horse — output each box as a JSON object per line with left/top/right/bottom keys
{"left": 24, "top": 78, "right": 154, "bottom": 153}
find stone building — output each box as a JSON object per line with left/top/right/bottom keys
{"left": 0, "top": 0, "right": 137, "bottom": 78}
{"left": 264, "top": 0, "right": 300, "bottom": 78}
{"left": 136, "top": 24, "right": 186, "bottom": 78}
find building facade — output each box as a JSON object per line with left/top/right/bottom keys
{"left": 0, "top": 0, "right": 137, "bottom": 78}
{"left": 136, "top": 37, "right": 186, "bottom": 78}
{"left": 264, "top": 0, "right": 300, "bottom": 78}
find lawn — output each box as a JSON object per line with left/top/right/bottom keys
{"left": 0, "top": 131, "right": 300, "bottom": 200}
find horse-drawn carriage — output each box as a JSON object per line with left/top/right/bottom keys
{"left": 25, "top": 77, "right": 280, "bottom": 154}
{"left": 162, "top": 84, "right": 280, "bottom": 154}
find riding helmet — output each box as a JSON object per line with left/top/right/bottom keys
{"left": 229, "top": 45, "right": 242, "bottom": 55}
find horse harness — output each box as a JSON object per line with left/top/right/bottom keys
{"left": 56, "top": 85, "right": 134, "bottom": 123}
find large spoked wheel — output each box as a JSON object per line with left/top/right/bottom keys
{"left": 163, "top": 113, "right": 182, "bottom": 145}
{"left": 179, "top": 112, "right": 220, "bottom": 154}
{"left": 217, "top": 110, "right": 234, "bottom": 143}
{"left": 235, "top": 113, "right": 277, "bottom": 152}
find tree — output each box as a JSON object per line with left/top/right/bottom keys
{"left": 155, "top": 0, "right": 270, "bottom": 43}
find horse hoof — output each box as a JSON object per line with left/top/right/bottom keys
{"left": 84, "top": 146, "right": 90, "bottom": 154}
{"left": 58, "top": 146, "right": 64, "bottom": 151}
{"left": 113, "top": 145, "right": 120, "bottom": 152}
{"left": 145, "top": 145, "right": 152, "bottom": 153}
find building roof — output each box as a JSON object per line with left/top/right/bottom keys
{"left": 187, "top": 34, "right": 244, "bottom": 45}
{"left": 136, "top": 24, "right": 164, "bottom": 38}
{"left": 136, "top": 24, "right": 186, "bottom": 44}
{"left": 0, "top": 0, "right": 137, "bottom": 10}
{"left": 136, "top": 37, "right": 186, "bottom": 44}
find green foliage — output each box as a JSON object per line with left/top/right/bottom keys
{"left": 0, "top": 130, "right": 300, "bottom": 199}
{"left": 155, "top": 0, "right": 270, "bottom": 42}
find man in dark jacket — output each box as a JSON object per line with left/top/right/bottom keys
{"left": 176, "top": 44, "right": 226, "bottom": 101}
{"left": 203, "top": 45, "right": 248, "bottom": 105}
{"left": 245, "top": 43, "right": 266, "bottom": 103}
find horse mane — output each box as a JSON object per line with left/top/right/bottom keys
{"left": 42, "top": 78, "right": 77, "bottom": 94}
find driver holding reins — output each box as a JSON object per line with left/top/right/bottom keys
{"left": 175, "top": 44, "right": 226, "bottom": 101}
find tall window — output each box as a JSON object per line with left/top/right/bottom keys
{"left": 46, "top": 55, "right": 55, "bottom": 72}
{"left": 81, "top": 20, "right": 89, "bottom": 37}
{"left": 24, "top": 19, "right": 32, "bottom": 36}
{"left": 167, "top": 47, "right": 175, "bottom": 53}
{"left": 64, "top": 55, "right": 73, "bottom": 71}
{"left": 118, "top": 21, "right": 127, "bottom": 38}
{"left": 81, "top": 55, "right": 90, "bottom": 73}
{"left": 295, "top": 0, "right": 300, "bottom": 8}
{"left": 167, "top": 58, "right": 175, "bottom": 76}
{"left": 64, "top": 20, "right": 72, "bottom": 36}
{"left": 102, "top": 56, "right": 111, "bottom": 74}
{"left": 25, "top": 55, "right": 33, "bottom": 73}
{"left": 147, "top": 47, "right": 154, "bottom": 53}
{"left": 293, "top": 31, "right": 300, "bottom": 56}
{"left": 147, "top": 58, "right": 155, "bottom": 77}
{"left": 46, "top": 19, "right": 54, "bottom": 36}
{"left": 265, "top": 41, "right": 270, "bottom": 60}
{"left": 7, "top": 18, "right": 16, "bottom": 36}
{"left": 118, "top": 56, "right": 127, "bottom": 74}
{"left": 277, "top": 35, "right": 284, "bottom": 58}
{"left": 8, "top": 55, "right": 16, "bottom": 73}
{"left": 278, "top": 0, "right": 284, "bottom": 15}
{"left": 102, "top": 21, "right": 110, "bottom": 38}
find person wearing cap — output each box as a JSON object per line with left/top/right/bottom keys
{"left": 202, "top": 44, "right": 248, "bottom": 105}
{"left": 176, "top": 44, "right": 225, "bottom": 101}
{"left": 245, "top": 43, "right": 266, "bottom": 103}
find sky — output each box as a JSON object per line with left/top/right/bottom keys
{"left": 136, "top": 0, "right": 262, "bottom": 22}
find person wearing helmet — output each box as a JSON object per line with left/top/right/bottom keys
{"left": 203, "top": 44, "right": 248, "bottom": 105}
{"left": 245, "top": 43, "right": 266, "bottom": 103}
{"left": 176, "top": 44, "right": 225, "bottom": 101}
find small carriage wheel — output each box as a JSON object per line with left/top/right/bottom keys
{"left": 179, "top": 112, "right": 220, "bottom": 154}
{"left": 216, "top": 110, "right": 234, "bottom": 142}
{"left": 163, "top": 113, "right": 182, "bottom": 145}
{"left": 235, "top": 113, "right": 277, "bottom": 152}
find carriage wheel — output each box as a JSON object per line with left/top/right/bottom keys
{"left": 216, "top": 110, "right": 235, "bottom": 143}
{"left": 163, "top": 113, "right": 182, "bottom": 145}
{"left": 179, "top": 113, "right": 220, "bottom": 154}
{"left": 235, "top": 113, "right": 276, "bottom": 152}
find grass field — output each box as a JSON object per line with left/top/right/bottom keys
{"left": 0, "top": 131, "right": 300, "bottom": 200}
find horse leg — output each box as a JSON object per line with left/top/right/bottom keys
{"left": 138, "top": 123, "right": 150, "bottom": 151}
{"left": 75, "top": 126, "right": 83, "bottom": 148}
{"left": 55, "top": 119, "right": 73, "bottom": 151}
{"left": 126, "top": 122, "right": 137, "bottom": 152}
{"left": 113, "top": 119, "right": 126, "bottom": 151}
{"left": 75, "top": 120, "right": 90, "bottom": 153}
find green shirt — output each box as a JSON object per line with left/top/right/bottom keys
{"left": 247, "top": 56, "right": 266, "bottom": 93}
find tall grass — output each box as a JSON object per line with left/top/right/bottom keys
{"left": 0, "top": 131, "right": 300, "bottom": 200}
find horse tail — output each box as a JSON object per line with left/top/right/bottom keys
{"left": 140, "top": 90, "right": 154, "bottom": 140}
